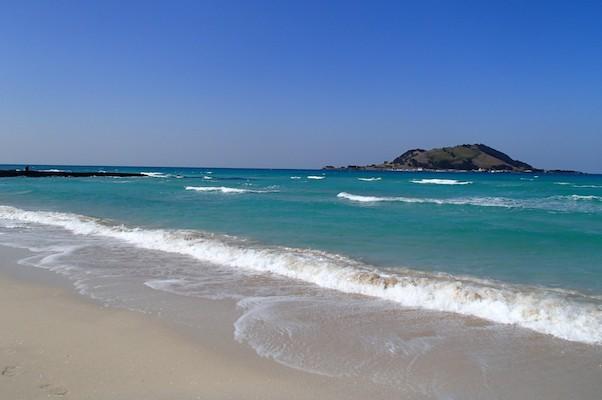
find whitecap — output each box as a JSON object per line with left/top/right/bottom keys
{"left": 358, "top": 177, "right": 382, "bottom": 182}
{"left": 336, "top": 192, "right": 511, "bottom": 207}
{"left": 411, "top": 179, "right": 472, "bottom": 185}
{"left": 185, "top": 186, "right": 277, "bottom": 194}
{"left": 338, "top": 192, "right": 602, "bottom": 212}
{"left": 566, "top": 195, "right": 602, "bottom": 201}
{"left": 307, "top": 176, "right": 325, "bottom": 180}
{"left": 141, "top": 172, "right": 170, "bottom": 178}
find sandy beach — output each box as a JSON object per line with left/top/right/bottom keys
{"left": 0, "top": 246, "right": 396, "bottom": 400}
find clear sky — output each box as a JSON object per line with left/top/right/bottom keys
{"left": 1, "top": 1, "right": 601, "bottom": 172}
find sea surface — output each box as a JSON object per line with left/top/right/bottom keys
{"left": 1, "top": 165, "right": 601, "bottom": 399}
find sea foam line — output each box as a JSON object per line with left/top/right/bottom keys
{"left": 141, "top": 172, "right": 170, "bottom": 178}
{"left": 337, "top": 192, "right": 602, "bottom": 211}
{"left": 0, "top": 204, "right": 600, "bottom": 344}
{"left": 555, "top": 182, "right": 602, "bottom": 189}
{"left": 566, "top": 195, "right": 602, "bottom": 201}
{"left": 411, "top": 179, "right": 472, "bottom": 185}
{"left": 185, "top": 186, "right": 277, "bottom": 194}
{"left": 337, "top": 192, "right": 515, "bottom": 207}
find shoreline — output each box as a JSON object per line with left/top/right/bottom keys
{"left": 1, "top": 238, "right": 601, "bottom": 399}
{"left": 0, "top": 245, "right": 396, "bottom": 400}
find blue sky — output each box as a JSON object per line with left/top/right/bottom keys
{"left": 1, "top": 1, "right": 601, "bottom": 172}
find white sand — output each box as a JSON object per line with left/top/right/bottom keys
{"left": 0, "top": 247, "right": 396, "bottom": 400}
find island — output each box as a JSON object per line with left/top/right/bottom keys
{"left": 324, "top": 144, "right": 544, "bottom": 172}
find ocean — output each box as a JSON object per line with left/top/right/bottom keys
{"left": 1, "top": 165, "right": 601, "bottom": 398}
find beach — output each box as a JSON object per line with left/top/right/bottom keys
{"left": 1, "top": 169, "right": 601, "bottom": 399}
{"left": 0, "top": 246, "right": 395, "bottom": 400}
{"left": 2, "top": 1, "right": 601, "bottom": 397}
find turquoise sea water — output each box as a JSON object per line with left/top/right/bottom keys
{"left": 2, "top": 165, "right": 601, "bottom": 294}
{"left": 2, "top": 164, "right": 602, "bottom": 398}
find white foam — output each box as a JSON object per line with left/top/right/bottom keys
{"left": 358, "top": 177, "right": 382, "bottom": 182}
{"left": 141, "top": 172, "right": 170, "bottom": 178}
{"left": 290, "top": 176, "right": 302, "bottom": 180}
{"left": 202, "top": 176, "right": 213, "bottom": 180}
{"left": 1, "top": 204, "right": 600, "bottom": 345}
{"left": 185, "top": 186, "right": 276, "bottom": 194}
{"left": 337, "top": 192, "right": 515, "bottom": 207}
{"left": 337, "top": 192, "right": 602, "bottom": 212}
{"left": 40, "top": 169, "right": 70, "bottom": 172}
{"left": 337, "top": 192, "right": 402, "bottom": 203}
{"left": 555, "top": 183, "right": 602, "bottom": 189}
{"left": 411, "top": 179, "right": 472, "bottom": 185}
{"left": 566, "top": 195, "right": 602, "bottom": 201}
{"left": 307, "top": 176, "right": 325, "bottom": 180}
{"left": 144, "top": 278, "right": 188, "bottom": 292}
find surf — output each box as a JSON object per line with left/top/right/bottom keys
{"left": 411, "top": 179, "right": 472, "bottom": 185}
{"left": 1, "top": 204, "right": 600, "bottom": 345}
{"left": 185, "top": 186, "right": 277, "bottom": 194}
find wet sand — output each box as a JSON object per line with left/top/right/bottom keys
{"left": 1, "top": 244, "right": 601, "bottom": 399}
{"left": 0, "top": 246, "right": 397, "bottom": 400}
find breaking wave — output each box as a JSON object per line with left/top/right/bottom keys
{"left": 307, "top": 176, "right": 325, "bottom": 180}
{"left": 185, "top": 186, "right": 277, "bottom": 194}
{"left": 555, "top": 183, "right": 602, "bottom": 189}
{"left": 566, "top": 195, "right": 602, "bottom": 201}
{"left": 141, "top": 172, "right": 170, "bottom": 178}
{"left": 0, "top": 204, "right": 600, "bottom": 345}
{"left": 358, "top": 177, "right": 382, "bottom": 182}
{"left": 337, "top": 192, "right": 514, "bottom": 207}
{"left": 411, "top": 179, "right": 472, "bottom": 185}
{"left": 337, "top": 192, "right": 602, "bottom": 212}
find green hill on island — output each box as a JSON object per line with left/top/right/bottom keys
{"left": 326, "top": 144, "right": 539, "bottom": 172}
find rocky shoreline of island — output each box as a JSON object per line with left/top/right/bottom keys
{"left": 323, "top": 144, "right": 583, "bottom": 174}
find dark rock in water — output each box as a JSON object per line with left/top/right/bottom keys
{"left": 544, "top": 169, "right": 584, "bottom": 174}
{"left": 0, "top": 169, "right": 144, "bottom": 178}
